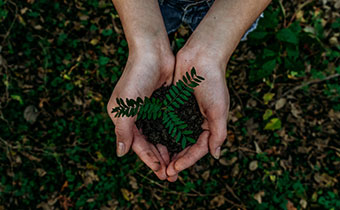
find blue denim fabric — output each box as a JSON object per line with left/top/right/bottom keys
{"left": 158, "top": 0, "right": 263, "bottom": 41}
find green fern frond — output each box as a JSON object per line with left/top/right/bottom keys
{"left": 111, "top": 67, "right": 205, "bottom": 149}
{"left": 137, "top": 97, "right": 162, "bottom": 120}
{"left": 162, "top": 111, "right": 193, "bottom": 149}
{"left": 163, "top": 68, "right": 203, "bottom": 113}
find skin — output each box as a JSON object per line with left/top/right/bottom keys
{"left": 108, "top": 0, "right": 271, "bottom": 181}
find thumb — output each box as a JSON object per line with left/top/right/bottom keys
{"left": 208, "top": 118, "right": 227, "bottom": 159}
{"left": 114, "top": 118, "right": 134, "bottom": 157}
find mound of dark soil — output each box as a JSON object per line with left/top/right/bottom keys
{"left": 136, "top": 86, "right": 204, "bottom": 153}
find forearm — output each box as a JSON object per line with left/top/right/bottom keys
{"left": 185, "top": 0, "right": 271, "bottom": 63}
{"left": 111, "top": 0, "right": 170, "bottom": 51}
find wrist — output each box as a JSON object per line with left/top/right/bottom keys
{"left": 180, "top": 37, "right": 230, "bottom": 71}
{"left": 185, "top": 31, "right": 232, "bottom": 67}
{"left": 128, "top": 29, "right": 171, "bottom": 51}
{"left": 127, "top": 39, "right": 175, "bottom": 82}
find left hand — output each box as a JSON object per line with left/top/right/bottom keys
{"left": 166, "top": 44, "right": 230, "bottom": 182}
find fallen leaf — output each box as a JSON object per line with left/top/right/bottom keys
{"left": 263, "top": 93, "right": 275, "bottom": 104}
{"left": 249, "top": 160, "right": 258, "bottom": 171}
{"left": 264, "top": 118, "right": 282, "bottom": 131}
{"left": 129, "top": 176, "right": 138, "bottom": 190}
{"left": 11, "top": 95, "right": 24, "bottom": 105}
{"left": 253, "top": 191, "right": 265, "bottom": 204}
{"left": 36, "top": 202, "right": 51, "bottom": 210}
{"left": 275, "top": 98, "right": 287, "bottom": 110}
{"left": 286, "top": 200, "right": 297, "bottom": 210}
{"left": 254, "top": 141, "right": 263, "bottom": 153}
{"left": 90, "top": 39, "right": 99, "bottom": 46}
{"left": 231, "top": 163, "right": 239, "bottom": 177}
{"left": 36, "top": 168, "right": 46, "bottom": 177}
{"left": 61, "top": 181, "right": 68, "bottom": 192}
{"left": 24, "top": 105, "right": 39, "bottom": 124}
{"left": 300, "top": 199, "right": 307, "bottom": 209}
{"left": 34, "top": 25, "right": 43, "bottom": 30}
{"left": 121, "top": 188, "right": 134, "bottom": 201}
{"left": 219, "top": 156, "right": 237, "bottom": 166}
{"left": 290, "top": 103, "right": 302, "bottom": 118}
{"left": 263, "top": 109, "right": 273, "bottom": 120}
{"left": 83, "top": 170, "right": 99, "bottom": 187}
{"left": 335, "top": 0, "right": 340, "bottom": 9}
{"left": 210, "top": 195, "right": 225, "bottom": 207}
{"left": 201, "top": 170, "right": 210, "bottom": 181}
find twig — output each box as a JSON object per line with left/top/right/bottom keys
{"left": 328, "top": 146, "right": 340, "bottom": 153}
{"left": 278, "top": 0, "right": 286, "bottom": 27}
{"left": 225, "top": 183, "right": 241, "bottom": 202}
{"left": 0, "top": 54, "right": 10, "bottom": 109}
{"left": 282, "top": 73, "right": 340, "bottom": 97}
{"left": 230, "top": 85, "right": 245, "bottom": 116}
{"left": 1, "top": 0, "right": 18, "bottom": 46}
{"left": 0, "top": 137, "right": 14, "bottom": 177}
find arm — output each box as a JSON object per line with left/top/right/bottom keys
{"left": 108, "top": 0, "right": 174, "bottom": 180}
{"left": 111, "top": 0, "right": 170, "bottom": 52}
{"left": 183, "top": 0, "right": 271, "bottom": 62}
{"left": 166, "top": 0, "right": 271, "bottom": 182}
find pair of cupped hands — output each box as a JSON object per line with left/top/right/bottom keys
{"left": 107, "top": 38, "right": 230, "bottom": 182}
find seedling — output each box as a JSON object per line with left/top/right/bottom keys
{"left": 111, "top": 68, "right": 204, "bottom": 149}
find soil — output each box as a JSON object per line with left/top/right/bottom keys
{"left": 136, "top": 86, "right": 204, "bottom": 153}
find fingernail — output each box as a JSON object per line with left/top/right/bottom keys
{"left": 117, "top": 142, "right": 125, "bottom": 157}
{"left": 214, "top": 147, "right": 221, "bottom": 159}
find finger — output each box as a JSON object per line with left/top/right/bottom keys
{"left": 150, "top": 144, "right": 168, "bottom": 180}
{"left": 173, "top": 131, "right": 210, "bottom": 173}
{"left": 156, "top": 144, "right": 170, "bottom": 165}
{"left": 208, "top": 117, "right": 228, "bottom": 160}
{"left": 167, "top": 174, "right": 178, "bottom": 182}
{"left": 114, "top": 118, "right": 135, "bottom": 157}
{"left": 132, "top": 134, "right": 161, "bottom": 173}
{"left": 166, "top": 147, "right": 191, "bottom": 177}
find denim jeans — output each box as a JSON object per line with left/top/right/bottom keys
{"left": 158, "top": 0, "right": 263, "bottom": 41}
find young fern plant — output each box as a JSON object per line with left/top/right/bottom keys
{"left": 112, "top": 68, "right": 204, "bottom": 149}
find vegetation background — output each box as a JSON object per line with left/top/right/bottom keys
{"left": 0, "top": 0, "right": 339, "bottom": 209}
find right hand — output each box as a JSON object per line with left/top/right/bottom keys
{"left": 107, "top": 46, "right": 175, "bottom": 180}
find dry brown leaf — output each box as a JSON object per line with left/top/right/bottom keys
{"left": 253, "top": 191, "right": 265, "bottom": 204}
{"left": 83, "top": 170, "right": 99, "bottom": 187}
{"left": 36, "top": 168, "right": 46, "bottom": 177}
{"left": 219, "top": 156, "right": 238, "bottom": 166}
{"left": 201, "top": 170, "right": 210, "bottom": 181}
{"left": 24, "top": 105, "right": 39, "bottom": 124}
{"left": 249, "top": 160, "right": 258, "bottom": 171}
{"left": 290, "top": 103, "right": 302, "bottom": 118}
{"left": 300, "top": 199, "right": 307, "bottom": 209}
{"left": 36, "top": 202, "right": 51, "bottom": 210}
{"left": 286, "top": 200, "right": 297, "bottom": 210}
{"left": 254, "top": 141, "right": 263, "bottom": 154}
{"left": 129, "top": 176, "right": 138, "bottom": 190}
{"left": 335, "top": 0, "right": 340, "bottom": 9}
{"left": 210, "top": 195, "right": 225, "bottom": 208}
{"left": 275, "top": 98, "right": 287, "bottom": 110}
{"left": 231, "top": 163, "right": 239, "bottom": 177}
